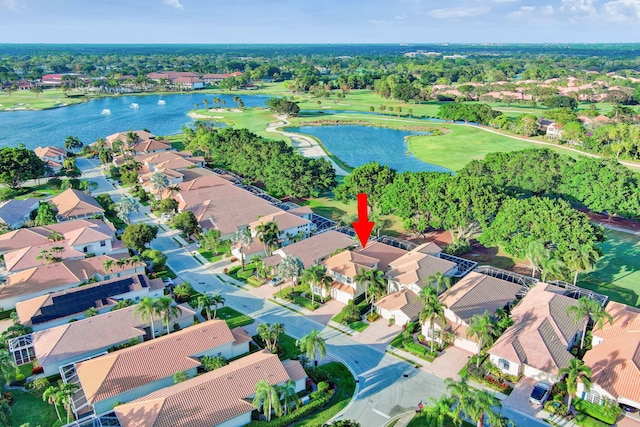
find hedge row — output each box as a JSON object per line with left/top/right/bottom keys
{"left": 246, "top": 390, "right": 334, "bottom": 427}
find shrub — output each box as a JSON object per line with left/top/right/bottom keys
{"left": 574, "top": 398, "right": 621, "bottom": 425}
{"left": 404, "top": 341, "right": 428, "bottom": 355}
{"left": 406, "top": 321, "right": 420, "bottom": 334}
{"left": 340, "top": 301, "right": 361, "bottom": 324}
{"left": 2, "top": 392, "right": 13, "bottom": 405}
{"left": 574, "top": 413, "right": 612, "bottom": 427}
{"left": 544, "top": 400, "right": 568, "bottom": 416}
{"left": 47, "top": 177, "right": 62, "bottom": 189}
{"left": 317, "top": 381, "right": 330, "bottom": 394}
{"left": 246, "top": 390, "right": 333, "bottom": 427}
{"left": 445, "top": 239, "right": 472, "bottom": 256}
{"left": 366, "top": 312, "right": 380, "bottom": 322}
{"left": 31, "top": 366, "right": 44, "bottom": 375}
{"left": 417, "top": 334, "right": 425, "bottom": 342}
{"left": 0, "top": 188, "right": 16, "bottom": 201}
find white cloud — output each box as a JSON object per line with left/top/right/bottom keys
{"left": 0, "top": 0, "right": 18, "bottom": 11}
{"left": 428, "top": 6, "right": 491, "bottom": 18}
{"left": 560, "top": 0, "right": 597, "bottom": 16}
{"left": 601, "top": 0, "right": 640, "bottom": 21}
{"left": 508, "top": 4, "right": 554, "bottom": 19}
{"left": 163, "top": 0, "right": 184, "bottom": 10}
{"left": 395, "top": 14, "right": 408, "bottom": 20}
{"left": 493, "top": 0, "right": 519, "bottom": 3}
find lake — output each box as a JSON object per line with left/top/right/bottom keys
{"left": 287, "top": 125, "right": 452, "bottom": 173}
{"left": 0, "top": 93, "right": 272, "bottom": 149}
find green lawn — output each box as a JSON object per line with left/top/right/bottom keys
{"left": 581, "top": 229, "right": 640, "bottom": 307}
{"left": 0, "top": 88, "right": 86, "bottom": 110}
{"left": 252, "top": 333, "right": 302, "bottom": 361}
{"left": 191, "top": 107, "right": 287, "bottom": 141}
{"left": 347, "top": 321, "right": 369, "bottom": 332}
{"left": 197, "top": 248, "right": 224, "bottom": 263}
{"left": 407, "top": 125, "right": 582, "bottom": 171}
{"left": 292, "top": 362, "right": 356, "bottom": 427}
{"left": 7, "top": 387, "right": 62, "bottom": 427}
{"left": 216, "top": 306, "right": 254, "bottom": 329}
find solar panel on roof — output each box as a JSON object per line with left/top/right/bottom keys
{"left": 31, "top": 275, "right": 145, "bottom": 324}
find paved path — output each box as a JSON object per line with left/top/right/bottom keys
{"left": 265, "top": 115, "right": 351, "bottom": 176}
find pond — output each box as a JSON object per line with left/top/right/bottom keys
{"left": 0, "top": 93, "right": 272, "bottom": 149}
{"left": 287, "top": 125, "right": 452, "bottom": 173}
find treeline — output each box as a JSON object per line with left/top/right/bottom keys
{"left": 183, "top": 126, "right": 336, "bottom": 199}
{"left": 437, "top": 103, "right": 502, "bottom": 125}
{"left": 334, "top": 149, "right": 640, "bottom": 280}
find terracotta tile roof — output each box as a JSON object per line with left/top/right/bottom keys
{"left": 331, "top": 281, "right": 356, "bottom": 295}
{"left": 179, "top": 186, "right": 281, "bottom": 235}
{"left": 115, "top": 350, "right": 303, "bottom": 427}
{"left": 132, "top": 139, "right": 171, "bottom": 153}
{"left": 4, "top": 242, "right": 84, "bottom": 272}
{"left": 584, "top": 302, "right": 640, "bottom": 403}
{"left": 489, "top": 284, "right": 586, "bottom": 376}
{"left": 34, "top": 145, "right": 66, "bottom": 158}
{"left": 63, "top": 224, "right": 112, "bottom": 246}
{"left": 171, "top": 174, "right": 233, "bottom": 196}
{"left": 355, "top": 242, "right": 407, "bottom": 272}
{"left": 387, "top": 247, "right": 456, "bottom": 286}
{"left": 1, "top": 254, "right": 141, "bottom": 302}
{"left": 50, "top": 189, "right": 104, "bottom": 219}
{"left": 32, "top": 303, "right": 195, "bottom": 369}
{"left": 439, "top": 272, "right": 523, "bottom": 322}
{"left": 76, "top": 320, "right": 237, "bottom": 405}
{"left": 154, "top": 157, "right": 198, "bottom": 171}
{"left": 178, "top": 167, "right": 217, "bottom": 182}
{"left": 270, "top": 231, "right": 354, "bottom": 267}
{"left": 281, "top": 359, "right": 308, "bottom": 382}
{"left": 323, "top": 250, "right": 378, "bottom": 277}
{"left": 0, "top": 228, "right": 51, "bottom": 253}
{"left": 249, "top": 211, "right": 311, "bottom": 232}
{"left": 375, "top": 289, "right": 423, "bottom": 319}
{"left": 106, "top": 130, "right": 156, "bottom": 145}
{"left": 287, "top": 206, "right": 313, "bottom": 216}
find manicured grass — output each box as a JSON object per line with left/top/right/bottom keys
{"left": 216, "top": 306, "right": 254, "bottom": 329}
{"left": 252, "top": 333, "right": 302, "bottom": 361}
{"left": 7, "top": 387, "right": 61, "bottom": 427}
{"left": 292, "top": 362, "right": 356, "bottom": 427}
{"left": 0, "top": 88, "right": 86, "bottom": 110}
{"left": 299, "top": 196, "right": 356, "bottom": 222}
{"left": 347, "top": 320, "right": 369, "bottom": 332}
{"left": 197, "top": 248, "right": 224, "bottom": 263}
{"left": 12, "top": 181, "right": 65, "bottom": 200}
{"left": 407, "top": 125, "right": 582, "bottom": 171}
{"left": 192, "top": 107, "right": 287, "bottom": 141}
{"left": 165, "top": 134, "right": 185, "bottom": 150}
{"left": 581, "top": 229, "right": 640, "bottom": 307}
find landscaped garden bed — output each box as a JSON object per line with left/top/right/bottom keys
{"left": 574, "top": 397, "right": 621, "bottom": 425}
{"left": 462, "top": 355, "right": 516, "bottom": 395}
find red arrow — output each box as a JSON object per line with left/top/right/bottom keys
{"left": 352, "top": 193, "right": 375, "bottom": 249}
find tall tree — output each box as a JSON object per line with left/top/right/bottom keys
{"left": 301, "top": 264, "right": 329, "bottom": 306}
{"left": 559, "top": 358, "right": 592, "bottom": 415}
{"left": 354, "top": 268, "right": 386, "bottom": 310}
{"left": 417, "top": 287, "right": 447, "bottom": 353}
{"left": 34, "top": 202, "right": 57, "bottom": 226}
{"left": 173, "top": 211, "right": 201, "bottom": 237}
{"left": 298, "top": 329, "right": 326, "bottom": 370}
{"left": 334, "top": 161, "right": 397, "bottom": 206}
{"left": 114, "top": 196, "right": 138, "bottom": 224}
{"left": 58, "top": 382, "right": 79, "bottom": 424}
{"left": 255, "top": 221, "right": 280, "bottom": 255}
{"left": 278, "top": 255, "right": 304, "bottom": 288}
{"left": 199, "top": 228, "right": 222, "bottom": 254}
{"left": 0, "top": 147, "right": 46, "bottom": 189}
{"left": 150, "top": 172, "right": 170, "bottom": 198}
{"left": 253, "top": 380, "right": 283, "bottom": 422}
{"left": 155, "top": 296, "right": 182, "bottom": 335}
{"left": 121, "top": 223, "right": 158, "bottom": 253}
{"left": 135, "top": 296, "right": 159, "bottom": 339}
{"left": 278, "top": 379, "right": 298, "bottom": 416}
{"left": 0, "top": 349, "right": 17, "bottom": 386}
{"left": 566, "top": 297, "right": 613, "bottom": 350}
{"left": 525, "top": 241, "right": 549, "bottom": 278}
{"left": 196, "top": 292, "right": 225, "bottom": 320}
{"left": 42, "top": 385, "right": 63, "bottom": 422}
{"left": 424, "top": 271, "right": 452, "bottom": 295}
{"left": 564, "top": 244, "right": 600, "bottom": 285}
{"left": 63, "top": 135, "right": 84, "bottom": 152}
{"left": 232, "top": 229, "right": 253, "bottom": 271}
{"left": 467, "top": 311, "right": 497, "bottom": 368}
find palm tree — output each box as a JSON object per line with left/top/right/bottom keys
{"left": 417, "top": 287, "right": 447, "bottom": 353}
{"left": 425, "top": 396, "right": 455, "bottom": 427}
{"left": 257, "top": 323, "right": 274, "bottom": 352}
{"left": 255, "top": 221, "right": 280, "bottom": 255}
{"left": 155, "top": 296, "right": 182, "bottom": 335}
{"left": 43, "top": 385, "right": 63, "bottom": 422}
{"left": 278, "top": 255, "right": 304, "bottom": 289}
{"left": 354, "top": 268, "right": 386, "bottom": 309}
{"left": 201, "top": 355, "right": 227, "bottom": 371}
{"left": 467, "top": 311, "right": 497, "bottom": 368}
{"left": 166, "top": 185, "right": 181, "bottom": 199}
{"left": 85, "top": 307, "right": 99, "bottom": 317}
{"left": 253, "top": 380, "right": 283, "bottom": 422}
{"left": 298, "top": 329, "right": 326, "bottom": 370}
{"left": 135, "top": 296, "right": 159, "bottom": 339}
{"left": 0, "top": 349, "right": 17, "bottom": 386}
{"left": 269, "top": 323, "right": 286, "bottom": 353}
{"left": 424, "top": 271, "right": 452, "bottom": 295}
{"left": 566, "top": 297, "right": 613, "bottom": 350}
{"left": 197, "top": 292, "right": 225, "bottom": 320}
{"left": 564, "top": 244, "right": 600, "bottom": 285}
{"left": 150, "top": 172, "right": 170, "bottom": 199}
{"left": 114, "top": 196, "right": 138, "bottom": 224}
{"left": 559, "top": 358, "right": 592, "bottom": 415}
{"left": 525, "top": 241, "right": 549, "bottom": 278}
{"left": 539, "top": 257, "right": 566, "bottom": 282}
{"left": 279, "top": 379, "right": 298, "bottom": 415}
{"left": 465, "top": 389, "right": 501, "bottom": 427}
{"left": 231, "top": 229, "right": 253, "bottom": 271}
{"left": 58, "top": 382, "right": 79, "bottom": 424}
{"left": 301, "top": 264, "right": 328, "bottom": 306}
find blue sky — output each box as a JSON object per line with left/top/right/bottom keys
{"left": 0, "top": 0, "right": 638, "bottom": 43}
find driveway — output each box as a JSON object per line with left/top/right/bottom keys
{"left": 503, "top": 377, "right": 545, "bottom": 418}
{"left": 424, "top": 346, "right": 472, "bottom": 380}
{"left": 354, "top": 319, "right": 402, "bottom": 353}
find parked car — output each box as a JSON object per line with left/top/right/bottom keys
{"left": 529, "top": 382, "right": 552, "bottom": 406}
{"left": 620, "top": 404, "right": 638, "bottom": 413}
{"left": 267, "top": 276, "right": 284, "bottom": 287}
{"left": 163, "top": 278, "right": 174, "bottom": 287}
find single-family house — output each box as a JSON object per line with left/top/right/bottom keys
{"left": 72, "top": 320, "right": 251, "bottom": 415}
{"left": 426, "top": 271, "right": 524, "bottom": 354}
{"left": 104, "top": 130, "right": 156, "bottom": 150}
{"left": 322, "top": 250, "right": 379, "bottom": 304}
{"left": 50, "top": 189, "right": 105, "bottom": 221}
{"left": 248, "top": 211, "right": 313, "bottom": 246}
{"left": 577, "top": 302, "right": 640, "bottom": 410}
{"left": 0, "top": 254, "right": 145, "bottom": 309}
{"left": 8, "top": 303, "right": 196, "bottom": 376}
{"left": 131, "top": 139, "right": 172, "bottom": 154}
{"left": 0, "top": 198, "right": 39, "bottom": 229}
{"left": 355, "top": 241, "right": 407, "bottom": 272}
{"left": 375, "top": 289, "right": 423, "bottom": 327}
{"left": 115, "top": 350, "right": 306, "bottom": 427}
{"left": 34, "top": 146, "right": 67, "bottom": 173}
{"left": 546, "top": 122, "right": 564, "bottom": 140}
{"left": 263, "top": 230, "right": 354, "bottom": 269}
{"left": 386, "top": 243, "right": 458, "bottom": 295}
{"left": 489, "top": 283, "right": 586, "bottom": 383}
{"left": 15, "top": 273, "right": 165, "bottom": 330}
